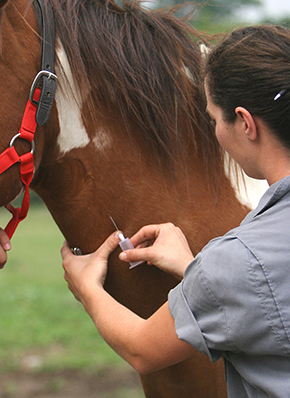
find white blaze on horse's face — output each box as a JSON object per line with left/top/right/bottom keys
{"left": 55, "top": 41, "right": 112, "bottom": 154}
{"left": 55, "top": 40, "right": 90, "bottom": 154}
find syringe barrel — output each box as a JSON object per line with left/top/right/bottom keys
{"left": 119, "top": 238, "right": 143, "bottom": 269}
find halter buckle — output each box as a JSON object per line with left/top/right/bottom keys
{"left": 29, "top": 70, "right": 58, "bottom": 105}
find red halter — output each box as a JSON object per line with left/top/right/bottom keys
{"left": 0, "top": 88, "right": 40, "bottom": 239}
{"left": 0, "top": 0, "right": 57, "bottom": 239}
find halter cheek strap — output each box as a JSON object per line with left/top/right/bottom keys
{"left": 0, "top": 0, "right": 57, "bottom": 239}
{"left": 0, "top": 88, "right": 40, "bottom": 239}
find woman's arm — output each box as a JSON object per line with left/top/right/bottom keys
{"left": 85, "top": 291, "right": 194, "bottom": 374}
{"left": 61, "top": 230, "right": 194, "bottom": 373}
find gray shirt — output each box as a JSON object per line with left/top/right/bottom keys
{"left": 169, "top": 176, "right": 290, "bottom": 398}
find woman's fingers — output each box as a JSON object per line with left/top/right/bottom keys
{"left": 120, "top": 223, "right": 194, "bottom": 280}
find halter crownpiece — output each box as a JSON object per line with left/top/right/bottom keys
{"left": 0, "top": 0, "right": 57, "bottom": 239}
{"left": 33, "top": 0, "right": 58, "bottom": 126}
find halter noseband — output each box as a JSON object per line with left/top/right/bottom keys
{"left": 0, "top": 0, "right": 57, "bottom": 239}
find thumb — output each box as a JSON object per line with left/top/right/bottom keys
{"left": 61, "top": 240, "right": 73, "bottom": 259}
{"left": 119, "top": 246, "right": 153, "bottom": 265}
{"left": 94, "top": 232, "right": 121, "bottom": 259}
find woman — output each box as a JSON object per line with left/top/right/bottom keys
{"left": 3, "top": 25, "right": 290, "bottom": 397}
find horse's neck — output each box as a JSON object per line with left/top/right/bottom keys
{"left": 30, "top": 36, "right": 256, "bottom": 320}
{"left": 32, "top": 41, "right": 252, "bottom": 255}
{"left": 34, "top": 114, "right": 248, "bottom": 257}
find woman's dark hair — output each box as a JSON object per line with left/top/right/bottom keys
{"left": 204, "top": 25, "right": 290, "bottom": 148}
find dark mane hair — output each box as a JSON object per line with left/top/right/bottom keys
{"left": 42, "top": 0, "right": 222, "bottom": 170}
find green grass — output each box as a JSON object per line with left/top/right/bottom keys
{"left": 0, "top": 203, "right": 126, "bottom": 373}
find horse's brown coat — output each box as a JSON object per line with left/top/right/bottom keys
{"left": 0, "top": 1, "right": 249, "bottom": 396}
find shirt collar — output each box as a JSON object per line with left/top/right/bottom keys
{"left": 242, "top": 175, "right": 290, "bottom": 224}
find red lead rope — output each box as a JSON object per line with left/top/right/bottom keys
{"left": 0, "top": 88, "right": 41, "bottom": 239}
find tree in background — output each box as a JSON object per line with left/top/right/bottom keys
{"left": 144, "top": 0, "right": 262, "bottom": 31}
{"left": 158, "top": 0, "right": 260, "bottom": 14}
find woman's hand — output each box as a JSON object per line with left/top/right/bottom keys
{"left": 0, "top": 228, "right": 11, "bottom": 269}
{"left": 119, "top": 223, "right": 194, "bottom": 280}
{"left": 61, "top": 232, "right": 120, "bottom": 303}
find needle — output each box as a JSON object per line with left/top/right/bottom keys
{"left": 109, "top": 216, "right": 143, "bottom": 269}
{"left": 110, "top": 216, "right": 125, "bottom": 240}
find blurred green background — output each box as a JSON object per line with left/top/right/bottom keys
{"left": 0, "top": 196, "right": 144, "bottom": 397}
{"left": 0, "top": 197, "right": 125, "bottom": 373}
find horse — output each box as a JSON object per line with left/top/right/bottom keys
{"left": 0, "top": 0, "right": 265, "bottom": 396}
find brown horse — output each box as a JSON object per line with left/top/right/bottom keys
{"left": 0, "top": 0, "right": 256, "bottom": 396}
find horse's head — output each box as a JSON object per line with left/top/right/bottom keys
{"left": 0, "top": 0, "right": 46, "bottom": 208}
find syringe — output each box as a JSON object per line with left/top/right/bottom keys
{"left": 110, "top": 216, "right": 143, "bottom": 269}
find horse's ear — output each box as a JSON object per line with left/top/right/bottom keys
{"left": 0, "top": 0, "right": 9, "bottom": 7}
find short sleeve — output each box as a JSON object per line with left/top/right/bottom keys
{"left": 168, "top": 234, "right": 283, "bottom": 361}
{"left": 168, "top": 239, "right": 238, "bottom": 362}
{"left": 168, "top": 279, "right": 214, "bottom": 359}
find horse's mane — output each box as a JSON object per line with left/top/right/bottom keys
{"left": 43, "top": 0, "right": 223, "bottom": 172}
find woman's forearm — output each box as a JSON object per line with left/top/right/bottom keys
{"left": 81, "top": 288, "right": 194, "bottom": 374}
{"left": 61, "top": 235, "right": 194, "bottom": 374}
{"left": 82, "top": 286, "right": 148, "bottom": 373}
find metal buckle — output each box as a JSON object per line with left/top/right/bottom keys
{"left": 29, "top": 70, "right": 58, "bottom": 105}
{"left": 71, "top": 247, "right": 83, "bottom": 256}
{"left": 9, "top": 133, "right": 35, "bottom": 154}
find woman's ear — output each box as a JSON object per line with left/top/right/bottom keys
{"left": 235, "top": 107, "right": 258, "bottom": 141}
